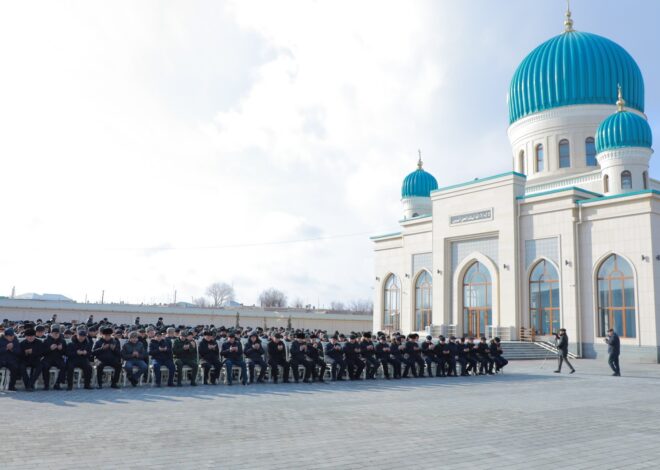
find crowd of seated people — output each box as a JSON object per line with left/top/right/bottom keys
{"left": 0, "top": 316, "right": 508, "bottom": 392}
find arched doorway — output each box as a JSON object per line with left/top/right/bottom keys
{"left": 462, "top": 262, "right": 492, "bottom": 336}
{"left": 597, "top": 254, "right": 636, "bottom": 337}
{"left": 383, "top": 275, "right": 401, "bottom": 332}
{"left": 529, "top": 259, "right": 560, "bottom": 335}
{"left": 414, "top": 270, "right": 432, "bottom": 331}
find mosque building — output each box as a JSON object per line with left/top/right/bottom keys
{"left": 371, "top": 8, "right": 660, "bottom": 362}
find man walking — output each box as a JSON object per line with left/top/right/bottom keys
{"left": 553, "top": 328, "right": 575, "bottom": 374}
{"left": 605, "top": 328, "right": 621, "bottom": 376}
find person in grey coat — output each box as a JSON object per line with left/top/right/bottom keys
{"left": 604, "top": 329, "right": 621, "bottom": 376}
{"left": 553, "top": 328, "right": 575, "bottom": 374}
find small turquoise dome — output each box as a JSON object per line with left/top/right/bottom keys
{"left": 509, "top": 30, "right": 644, "bottom": 124}
{"left": 401, "top": 160, "right": 438, "bottom": 198}
{"left": 595, "top": 110, "right": 652, "bottom": 153}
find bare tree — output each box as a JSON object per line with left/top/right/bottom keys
{"left": 259, "top": 288, "right": 287, "bottom": 308}
{"left": 193, "top": 297, "right": 208, "bottom": 308}
{"left": 330, "top": 301, "right": 345, "bottom": 311}
{"left": 349, "top": 299, "right": 374, "bottom": 314}
{"left": 206, "top": 282, "right": 235, "bottom": 308}
{"left": 292, "top": 298, "right": 304, "bottom": 309}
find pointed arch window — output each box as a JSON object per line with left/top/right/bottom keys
{"left": 597, "top": 254, "right": 636, "bottom": 338}
{"left": 559, "top": 139, "right": 570, "bottom": 168}
{"left": 529, "top": 260, "right": 560, "bottom": 335}
{"left": 603, "top": 174, "right": 609, "bottom": 193}
{"left": 462, "top": 262, "right": 492, "bottom": 337}
{"left": 535, "top": 144, "right": 544, "bottom": 172}
{"left": 621, "top": 171, "right": 632, "bottom": 190}
{"left": 414, "top": 271, "right": 432, "bottom": 331}
{"left": 585, "top": 137, "right": 597, "bottom": 166}
{"left": 383, "top": 275, "right": 401, "bottom": 331}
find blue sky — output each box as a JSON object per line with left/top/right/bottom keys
{"left": 0, "top": 0, "right": 658, "bottom": 307}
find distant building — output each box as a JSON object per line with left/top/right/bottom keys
{"left": 14, "top": 293, "right": 74, "bottom": 302}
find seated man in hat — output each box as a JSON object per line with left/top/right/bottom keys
{"left": 149, "top": 330, "right": 176, "bottom": 387}
{"left": 375, "top": 335, "right": 395, "bottom": 379}
{"left": 0, "top": 328, "right": 21, "bottom": 391}
{"left": 121, "top": 331, "right": 148, "bottom": 386}
{"left": 34, "top": 325, "right": 47, "bottom": 341}
{"left": 476, "top": 336, "right": 493, "bottom": 375}
{"left": 342, "top": 334, "right": 365, "bottom": 380}
{"left": 420, "top": 335, "right": 437, "bottom": 377}
{"left": 198, "top": 330, "right": 222, "bottom": 385}
{"left": 359, "top": 332, "right": 378, "bottom": 380}
{"left": 289, "top": 333, "right": 314, "bottom": 383}
{"left": 93, "top": 327, "right": 122, "bottom": 389}
{"left": 267, "top": 333, "right": 290, "bottom": 384}
{"left": 489, "top": 337, "right": 508, "bottom": 374}
{"left": 221, "top": 333, "right": 247, "bottom": 385}
{"left": 324, "top": 335, "right": 346, "bottom": 381}
{"left": 244, "top": 332, "right": 267, "bottom": 384}
{"left": 306, "top": 335, "right": 327, "bottom": 382}
{"left": 66, "top": 327, "right": 94, "bottom": 390}
{"left": 19, "top": 328, "right": 44, "bottom": 391}
{"left": 173, "top": 330, "right": 198, "bottom": 386}
{"left": 42, "top": 325, "right": 67, "bottom": 390}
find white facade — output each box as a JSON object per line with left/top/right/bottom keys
{"left": 372, "top": 19, "right": 660, "bottom": 362}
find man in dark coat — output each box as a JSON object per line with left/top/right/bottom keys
{"left": 41, "top": 326, "right": 67, "bottom": 390}
{"left": 343, "top": 334, "right": 365, "bottom": 380}
{"left": 244, "top": 332, "right": 267, "bottom": 383}
{"left": 605, "top": 328, "right": 621, "bottom": 376}
{"left": 149, "top": 330, "right": 176, "bottom": 387}
{"left": 93, "top": 327, "right": 122, "bottom": 389}
{"left": 359, "top": 332, "right": 378, "bottom": 380}
{"left": 198, "top": 330, "right": 222, "bottom": 385}
{"left": 173, "top": 330, "right": 198, "bottom": 386}
{"left": 19, "top": 328, "right": 43, "bottom": 391}
{"left": 221, "top": 333, "right": 247, "bottom": 385}
{"left": 0, "top": 328, "right": 21, "bottom": 391}
{"left": 66, "top": 327, "right": 94, "bottom": 390}
{"left": 267, "top": 333, "right": 290, "bottom": 384}
{"left": 289, "top": 333, "right": 314, "bottom": 383}
{"left": 553, "top": 328, "right": 575, "bottom": 374}
{"left": 324, "top": 335, "right": 346, "bottom": 381}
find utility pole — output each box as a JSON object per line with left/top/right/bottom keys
{"left": 173, "top": 289, "right": 177, "bottom": 304}
{"left": 10, "top": 286, "right": 15, "bottom": 299}
{"left": 101, "top": 290, "right": 105, "bottom": 305}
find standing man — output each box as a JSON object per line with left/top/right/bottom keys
{"left": 553, "top": 328, "right": 575, "bottom": 374}
{"left": 605, "top": 328, "right": 621, "bottom": 376}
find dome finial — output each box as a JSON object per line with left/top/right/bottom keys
{"left": 564, "top": 0, "right": 574, "bottom": 32}
{"left": 417, "top": 149, "right": 423, "bottom": 169}
{"left": 616, "top": 83, "right": 626, "bottom": 112}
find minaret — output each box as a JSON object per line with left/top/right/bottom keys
{"left": 401, "top": 150, "right": 438, "bottom": 220}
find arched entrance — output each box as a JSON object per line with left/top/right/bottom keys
{"left": 529, "top": 259, "right": 560, "bottom": 335}
{"left": 462, "top": 261, "right": 492, "bottom": 336}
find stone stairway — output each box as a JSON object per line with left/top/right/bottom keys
{"left": 501, "top": 341, "right": 563, "bottom": 360}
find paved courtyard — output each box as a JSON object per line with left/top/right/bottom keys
{"left": 3, "top": 359, "right": 660, "bottom": 469}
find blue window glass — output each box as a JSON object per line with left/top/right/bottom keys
{"left": 559, "top": 140, "right": 570, "bottom": 168}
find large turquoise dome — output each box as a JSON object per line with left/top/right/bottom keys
{"left": 595, "top": 110, "right": 652, "bottom": 153}
{"left": 508, "top": 30, "right": 645, "bottom": 124}
{"left": 401, "top": 162, "right": 438, "bottom": 198}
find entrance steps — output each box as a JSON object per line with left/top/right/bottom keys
{"left": 501, "top": 341, "right": 576, "bottom": 360}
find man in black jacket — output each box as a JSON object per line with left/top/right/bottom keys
{"left": 289, "top": 333, "right": 313, "bottom": 383}
{"left": 0, "top": 328, "right": 21, "bottom": 391}
{"left": 42, "top": 326, "right": 67, "bottom": 390}
{"left": 306, "top": 335, "right": 327, "bottom": 382}
{"left": 489, "top": 337, "right": 508, "bottom": 373}
{"left": 360, "top": 332, "right": 378, "bottom": 380}
{"left": 66, "top": 327, "right": 93, "bottom": 390}
{"left": 433, "top": 336, "right": 448, "bottom": 377}
{"left": 93, "top": 327, "right": 122, "bottom": 389}
{"left": 267, "top": 333, "right": 290, "bottom": 384}
{"left": 19, "top": 328, "right": 43, "bottom": 391}
{"left": 553, "top": 328, "right": 575, "bottom": 374}
{"left": 388, "top": 335, "right": 404, "bottom": 379}
{"left": 476, "top": 337, "right": 492, "bottom": 375}
{"left": 343, "top": 334, "right": 365, "bottom": 380}
{"left": 605, "top": 329, "right": 621, "bottom": 376}
{"left": 198, "top": 331, "right": 222, "bottom": 385}
{"left": 244, "top": 332, "right": 267, "bottom": 383}
{"left": 324, "top": 335, "right": 346, "bottom": 381}
{"left": 173, "top": 330, "right": 198, "bottom": 386}
{"left": 149, "top": 330, "right": 176, "bottom": 387}
{"left": 421, "top": 335, "right": 437, "bottom": 377}
{"left": 221, "top": 333, "right": 247, "bottom": 385}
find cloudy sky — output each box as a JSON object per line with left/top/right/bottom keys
{"left": 0, "top": 0, "right": 658, "bottom": 307}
